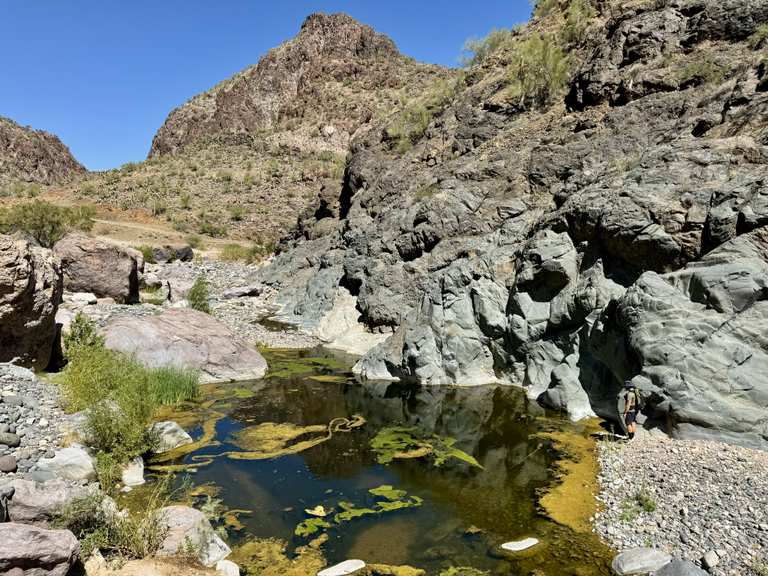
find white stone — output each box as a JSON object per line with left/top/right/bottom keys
{"left": 36, "top": 444, "right": 96, "bottom": 481}
{"left": 501, "top": 537, "right": 540, "bottom": 552}
{"left": 64, "top": 292, "right": 98, "bottom": 306}
{"left": 151, "top": 421, "right": 194, "bottom": 454}
{"left": 216, "top": 559, "right": 240, "bottom": 576}
{"left": 157, "top": 505, "right": 231, "bottom": 567}
{"left": 612, "top": 548, "right": 672, "bottom": 575}
{"left": 121, "top": 457, "right": 145, "bottom": 487}
{"left": 317, "top": 559, "right": 366, "bottom": 576}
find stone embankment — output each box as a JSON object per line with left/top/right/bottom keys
{"left": 595, "top": 431, "right": 768, "bottom": 576}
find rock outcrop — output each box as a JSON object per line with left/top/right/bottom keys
{"left": 0, "top": 522, "right": 80, "bottom": 576}
{"left": 53, "top": 233, "right": 142, "bottom": 303}
{"left": 0, "top": 115, "right": 85, "bottom": 187}
{"left": 257, "top": 0, "right": 768, "bottom": 448}
{"left": 0, "top": 235, "right": 63, "bottom": 369}
{"left": 103, "top": 308, "right": 268, "bottom": 382}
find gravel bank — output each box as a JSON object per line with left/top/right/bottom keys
{"left": 595, "top": 431, "right": 768, "bottom": 576}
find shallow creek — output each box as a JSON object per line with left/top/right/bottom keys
{"left": 146, "top": 348, "right": 613, "bottom": 575}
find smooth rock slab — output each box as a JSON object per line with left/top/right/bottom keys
{"left": 103, "top": 308, "right": 268, "bottom": 383}
{"left": 612, "top": 548, "right": 671, "bottom": 575}
{"left": 0, "top": 522, "right": 80, "bottom": 576}
{"left": 317, "top": 559, "right": 367, "bottom": 576}
{"left": 151, "top": 421, "right": 194, "bottom": 454}
{"left": 216, "top": 559, "right": 241, "bottom": 576}
{"left": 500, "top": 537, "right": 540, "bottom": 552}
{"left": 157, "top": 505, "right": 231, "bottom": 567}
{"left": 35, "top": 444, "right": 96, "bottom": 481}
{"left": 7, "top": 479, "right": 91, "bottom": 525}
{"left": 655, "top": 559, "right": 708, "bottom": 576}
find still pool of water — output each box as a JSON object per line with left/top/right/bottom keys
{"left": 148, "top": 348, "right": 613, "bottom": 575}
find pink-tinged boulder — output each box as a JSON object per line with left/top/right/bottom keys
{"left": 53, "top": 232, "right": 142, "bottom": 303}
{"left": 0, "top": 523, "right": 80, "bottom": 576}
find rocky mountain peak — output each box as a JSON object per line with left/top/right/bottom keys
{"left": 0, "top": 116, "right": 85, "bottom": 187}
{"left": 296, "top": 12, "right": 399, "bottom": 59}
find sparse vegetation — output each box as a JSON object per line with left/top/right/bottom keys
{"left": 228, "top": 205, "right": 246, "bottom": 221}
{"left": 503, "top": 33, "right": 571, "bottom": 108}
{"left": 0, "top": 200, "right": 95, "bottom": 247}
{"left": 63, "top": 312, "right": 105, "bottom": 358}
{"left": 185, "top": 233, "right": 204, "bottom": 249}
{"left": 218, "top": 242, "right": 272, "bottom": 263}
{"left": 562, "top": 0, "right": 596, "bottom": 44}
{"left": 531, "top": 0, "right": 560, "bottom": 18}
{"left": 749, "top": 24, "right": 768, "bottom": 50}
{"left": 752, "top": 558, "right": 768, "bottom": 576}
{"left": 188, "top": 275, "right": 211, "bottom": 313}
{"left": 619, "top": 487, "right": 657, "bottom": 521}
{"left": 52, "top": 476, "right": 173, "bottom": 559}
{"left": 677, "top": 57, "right": 727, "bottom": 86}
{"left": 461, "top": 28, "right": 516, "bottom": 67}
{"left": 136, "top": 244, "right": 156, "bottom": 264}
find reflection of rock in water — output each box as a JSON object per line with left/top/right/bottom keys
{"left": 346, "top": 516, "right": 418, "bottom": 566}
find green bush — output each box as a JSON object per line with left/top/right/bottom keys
{"left": 136, "top": 244, "right": 156, "bottom": 264}
{"left": 185, "top": 234, "right": 204, "bottom": 249}
{"left": 504, "top": 33, "right": 571, "bottom": 108}
{"left": 562, "top": 0, "right": 596, "bottom": 44}
{"left": 0, "top": 201, "right": 95, "bottom": 247}
{"left": 532, "top": 0, "right": 559, "bottom": 17}
{"left": 228, "top": 205, "right": 246, "bottom": 221}
{"left": 749, "top": 23, "right": 768, "bottom": 50}
{"left": 52, "top": 477, "right": 173, "bottom": 559}
{"left": 188, "top": 275, "right": 211, "bottom": 313}
{"left": 461, "top": 28, "right": 515, "bottom": 67}
{"left": 63, "top": 313, "right": 105, "bottom": 359}
{"left": 677, "top": 57, "right": 726, "bottom": 86}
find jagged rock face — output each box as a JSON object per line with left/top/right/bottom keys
{"left": 0, "top": 116, "right": 85, "bottom": 186}
{"left": 260, "top": 0, "right": 768, "bottom": 448}
{"left": 0, "top": 236, "right": 63, "bottom": 370}
{"left": 149, "top": 12, "right": 436, "bottom": 157}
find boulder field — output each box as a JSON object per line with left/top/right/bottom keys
{"left": 257, "top": 0, "right": 768, "bottom": 449}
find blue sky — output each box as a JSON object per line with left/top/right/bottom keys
{"left": 0, "top": 1, "right": 532, "bottom": 171}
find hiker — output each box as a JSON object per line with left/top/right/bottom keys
{"left": 622, "top": 381, "right": 641, "bottom": 440}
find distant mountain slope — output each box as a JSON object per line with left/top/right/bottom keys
{"left": 68, "top": 13, "right": 450, "bottom": 243}
{"left": 0, "top": 116, "right": 85, "bottom": 188}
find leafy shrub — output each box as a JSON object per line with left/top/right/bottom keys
{"left": 198, "top": 219, "right": 228, "bottom": 237}
{"left": 532, "top": 0, "right": 560, "bottom": 17}
{"left": 0, "top": 201, "right": 95, "bottom": 247}
{"left": 504, "top": 33, "right": 571, "bottom": 108}
{"left": 52, "top": 477, "right": 172, "bottom": 559}
{"left": 188, "top": 275, "right": 211, "bottom": 313}
{"left": 461, "top": 28, "right": 516, "bottom": 67}
{"left": 63, "top": 313, "right": 105, "bottom": 359}
{"left": 136, "top": 244, "right": 156, "bottom": 264}
{"left": 185, "top": 234, "right": 204, "bottom": 249}
{"left": 228, "top": 205, "right": 246, "bottom": 221}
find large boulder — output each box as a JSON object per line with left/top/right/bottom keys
{"left": 150, "top": 421, "right": 194, "bottom": 454}
{"left": 157, "top": 505, "right": 231, "bottom": 567}
{"left": 103, "top": 309, "right": 268, "bottom": 383}
{"left": 5, "top": 478, "right": 91, "bottom": 525}
{"left": 35, "top": 444, "right": 97, "bottom": 482}
{"left": 53, "top": 233, "right": 142, "bottom": 303}
{"left": 0, "top": 235, "right": 62, "bottom": 369}
{"left": 0, "top": 523, "right": 80, "bottom": 576}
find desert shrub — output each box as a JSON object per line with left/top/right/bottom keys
{"left": 121, "top": 161, "right": 138, "bottom": 173}
{"left": 63, "top": 313, "right": 105, "bottom": 359}
{"left": 219, "top": 242, "right": 274, "bottom": 263}
{"left": 461, "top": 28, "right": 516, "bottom": 67}
{"left": 179, "top": 192, "right": 192, "bottom": 209}
{"left": 504, "top": 33, "right": 571, "bottom": 108}
{"left": 228, "top": 205, "right": 246, "bottom": 221}
{"left": 52, "top": 477, "right": 172, "bottom": 559}
{"left": 198, "top": 219, "right": 228, "bottom": 237}
{"left": 677, "top": 57, "right": 726, "bottom": 86}
{"left": 188, "top": 275, "right": 211, "bottom": 313}
{"left": 150, "top": 197, "right": 167, "bottom": 216}
{"left": 0, "top": 201, "right": 95, "bottom": 247}
{"left": 531, "top": 0, "right": 560, "bottom": 17}
{"left": 385, "top": 78, "right": 461, "bottom": 153}
{"left": 185, "top": 234, "right": 204, "bottom": 249}
{"left": 136, "top": 244, "right": 156, "bottom": 264}
{"left": 750, "top": 23, "right": 768, "bottom": 50}
{"left": 562, "top": 0, "right": 596, "bottom": 44}
{"left": 217, "top": 170, "right": 233, "bottom": 182}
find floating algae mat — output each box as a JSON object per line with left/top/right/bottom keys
{"left": 149, "top": 347, "right": 613, "bottom": 575}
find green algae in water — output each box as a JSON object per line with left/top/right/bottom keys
{"left": 369, "top": 485, "right": 408, "bottom": 501}
{"left": 295, "top": 517, "right": 332, "bottom": 537}
{"left": 371, "top": 426, "right": 483, "bottom": 469}
{"left": 334, "top": 501, "right": 380, "bottom": 523}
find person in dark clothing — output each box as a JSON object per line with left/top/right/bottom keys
{"left": 622, "top": 381, "right": 640, "bottom": 439}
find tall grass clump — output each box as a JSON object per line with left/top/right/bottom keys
{"left": 59, "top": 315, "right": 199, "bottom": 489}
{"left": 188, "top": 275, "right": 211, "bottom": 313}
{"left": 218, "top": 242, "right": 273, "bottom": 264}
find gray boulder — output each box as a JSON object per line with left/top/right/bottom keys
{"left": 53, "top": 232, "right": 142, "bottom": 303}
{"left": 0, "top": 523, "right": 80, "bottom": 576}
{"left": 151, "top": 243, "right": 193, "bottom": 263}
{"left": 35, "top": 444, "right": 97, "bottom": 482}
{"left": 157, "top": 505, "right": 231, "bottom": 567}
{"left": 103, "top": 308, "right": 268, "bottom": 383}
{"left": 611, "top": 548, "right": 671, "bottom": 575}
{"left": 150, "top": 421, "right": 194, "bottom": 454}
{"left": 6, "top": 479, "right": 91, "bottom": 525}
{"left": 654, "top": 560, "right": 708, "bottom": 576}
{"left": 0, "top": 235, "right": 62, "bottom": 369}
